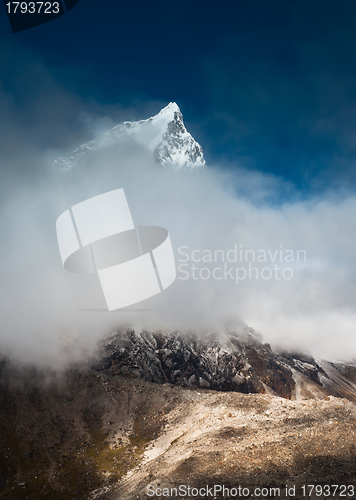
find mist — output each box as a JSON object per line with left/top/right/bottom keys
{"left": 2, "top": 84, "right": 356, "bottom": 365}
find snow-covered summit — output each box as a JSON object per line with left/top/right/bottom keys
{"left": 54, "top": 102, "right": 206, "bottom": 170}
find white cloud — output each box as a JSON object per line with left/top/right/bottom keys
{"left": 1, "top": 96, "right": 356, "bottom": 365}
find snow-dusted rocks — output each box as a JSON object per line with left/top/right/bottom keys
{"left": 93, "top": 328, "right": 356, "bottom": 403}
{"left": 54, "top": 102, "right": 206, "bottom": 170}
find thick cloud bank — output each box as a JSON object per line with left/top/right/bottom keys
{"left": 1, "top": 86, "right": 356, "bottom": 364}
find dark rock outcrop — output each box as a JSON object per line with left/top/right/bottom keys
{"left": 92, "top": 328, "right": 356, "bottom": 402}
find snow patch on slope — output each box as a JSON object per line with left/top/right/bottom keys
{"left": 54, "top": 102, "right": 206, "bottom": 170}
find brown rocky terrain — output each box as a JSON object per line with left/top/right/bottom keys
{"left": 1, "top": 329, "right": 356, "bottom": 500}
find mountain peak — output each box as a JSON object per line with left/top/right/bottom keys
{"left": 54, "top": 102, "right": 206, "bottom": 170}
{"left": 158, "top": 101, "right": 181, "bottom": 116}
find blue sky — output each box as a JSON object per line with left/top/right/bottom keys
{"left": 2, "top": 0, "right": 356, "bottom": 192}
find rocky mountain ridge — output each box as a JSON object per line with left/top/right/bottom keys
{"left": 93, "top": 328, "right": 356, "bottom": 404}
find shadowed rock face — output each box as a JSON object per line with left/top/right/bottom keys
{"left": 92, "top": 329, "right": 295, "bottom": 398}
{"left": 92, "top": 329, "right": 356, "bottom": 403}
{"left": 154, "top": 109, "right": 206, "bottom": 168}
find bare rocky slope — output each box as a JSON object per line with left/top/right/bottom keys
{"left": 1, "top": 329, "right": 356, "bottom": 500}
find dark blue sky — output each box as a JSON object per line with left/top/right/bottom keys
{"left": 2, "top": 0, "right": 356, "bottom": 192}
